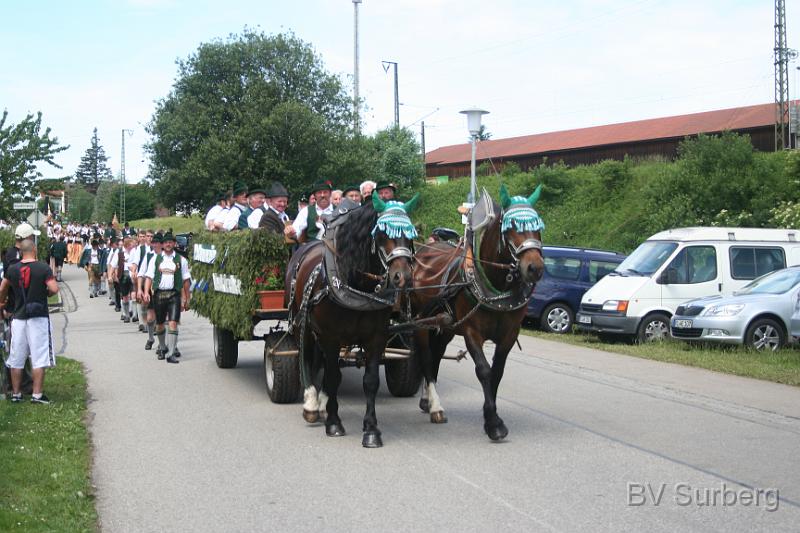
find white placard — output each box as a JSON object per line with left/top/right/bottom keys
{"left": 212, "top": 273, "right": 242, "bottom": 295}
{"left": 13, "top": 202, "right": 36, "bottom": 210}
{"left": 193, "top": 244, "right": 217, "bottom": 264}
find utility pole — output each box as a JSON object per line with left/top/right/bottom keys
{"left": 120, "top": 129, "right": 133, "bottom": 225}
{"left": 382, "top": 60, "right": 399, "bottom": 127}
{"left": 420, "top": 121, "right": 426, "bottom": 159}
{"left": 353, "top": 0, "right": 362, "bottom": 134}
{"left": 774, "top": 0, "right": 797, "bottom": 150}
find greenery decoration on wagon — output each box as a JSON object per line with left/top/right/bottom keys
{"left": 189, "top": 229, "right": 290, "bottom": 339}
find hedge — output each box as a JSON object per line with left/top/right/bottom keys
{"left": 189, "top": 230, "right": 290, "bottom": 339}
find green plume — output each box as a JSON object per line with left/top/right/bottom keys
{"left": 372, "top": 191, "right": 386, "bottom": 213}
{"left": 499, "top": 184, "right": 512, "bottom": 209}
{"left": 527, "top": 184, "right": 542, "bottom": 207}
{"left": 402, "top": 193, "right": 420, "bottom": 214}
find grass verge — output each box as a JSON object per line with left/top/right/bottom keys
{"left": 0, "top": 357, "right": 97, "bottom": 532}
{"left": 128, "top": 215, "right": 204, "bottom": 234}
{"left": 521, "top": 328, "right": 800, "bottom": 386}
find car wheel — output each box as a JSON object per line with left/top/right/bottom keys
{"left": 540, "top": 303, "right": 574, "bottom": 334}
{"left": 636, "top": 313, "right": 670, "bottom": 343}
{"left": 745, "top": 318, "right": 785, "bottom": 351}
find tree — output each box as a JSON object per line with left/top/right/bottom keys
{"left": 66, "top": 183, "right": 94, "bottom": 223}
{"left": 74, "top": 128, "right": 113, "bottom": 193}
{"left": 0, "top": 110, "right": 68, "bottom": 218}
{"left": 476, "top": 125, "right": 492, "bottom": 141}
{"left": 146, "top": 30, "right": 356, "bottom": 212}
{"left": 370, "top": 126, "right": 424, "bottom": 189}
{"left": 92, "top": 181, "right": 155, "bottom": 223}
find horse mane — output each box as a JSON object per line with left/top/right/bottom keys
{"left": 335, "top": 203, "right": 380, "bottom": 286}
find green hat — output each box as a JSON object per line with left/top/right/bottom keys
{"left": 152, "top": 232, "right": 164, "bottom": 244}
{"left": 162, "top": 232, "right": 176, "bottom": 243}
{"left": 232, "top": 181, "right": 248, "bottom": 196}
{"left": 247, "top": 187, "right": 267, "bottom": 197}
{"left": 310, "top": 180, "right": 332, "bottom": 194}
{"left": 376, "top": 182, "right": 397, "bottom": 192}
{"left": 342, "top": 184, "right": 360, "bottom": 195}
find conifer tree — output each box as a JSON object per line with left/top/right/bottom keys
{"left": 74, "top": 128, "right": 112, "bottom": 193}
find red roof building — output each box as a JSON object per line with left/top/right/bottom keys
{"left": 425, "top": 102, "right": 794, "bottom": 179}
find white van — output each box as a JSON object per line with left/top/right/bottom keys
{"left": 575, "top": 227, "right": 800, "bottom": 342}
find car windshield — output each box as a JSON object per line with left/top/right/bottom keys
{"left": 615, "top": 241, "right": 678, "bottom": 276}
{"left": 736, "top": 268, "right": 800, "bottom": 295}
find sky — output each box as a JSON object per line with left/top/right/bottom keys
{"left": 1, "top": 0, "right": 798, "bottom": 184}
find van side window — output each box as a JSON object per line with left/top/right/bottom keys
{"left": 544, "top": 256, "right": 581, "bottom": 281}
{"left": 729, "top": 247, "right": 786, "bottom": 280}
{"left": 665, "top": 246, "right": 716, "bottom": 284}
{"left": 589, "top": 260, "right": 620, "bottom": 283}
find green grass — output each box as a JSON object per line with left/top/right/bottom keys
{"left": 128, "top": 215, "right": 204, "bottom": 234}
{"left": 521, "top": 328, "right": 800, "bottom": 386}
{"left": 0, "top": 358, "right": 97, "bottom": 532}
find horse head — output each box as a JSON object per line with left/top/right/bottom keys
{"left": 372, "top": 192, "right": 418, "bottom": 289}
{"left": 498, "top": 184, "right": 545, "bottom": 285}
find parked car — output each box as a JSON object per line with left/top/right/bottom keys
{"left": 671, "top": 266, "right": 800, "bottom": 351}
{"left": 576, "top": 227, "right": 800, "bottom": 343}
{"left": 527, "top": 246, "right": 626, "bottom": 333}
{"left": 175, "top": 232, "right": 192, "bottom": 259}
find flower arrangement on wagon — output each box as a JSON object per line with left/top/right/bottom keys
{"left": 254, "top": 263, "right": 285, "bottom": 310}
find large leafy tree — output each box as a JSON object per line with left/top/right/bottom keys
{"left": 146, "top": 30, "right": 355, "bottom": 211}
{"left": 0, "top": 110, "right": 68, "bottom": 218}
{"left": 92, "top": 181, "right": 155, "bottom": 223}
{"left": 370, "top": 126, "right": 424, "bottom": 189}
{"left": 66, "top": 183, "right": 95, "bottom": 223}
{"left": 74, "top": 128, "right": 113, "bottom": 193}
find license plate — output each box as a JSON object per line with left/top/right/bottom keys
{"left": 674, "top": 319, "right": 693, "bottom": 329}
{"left": 578, "top": 315, "right": 591, "bottom": 324}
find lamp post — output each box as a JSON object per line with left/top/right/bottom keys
{"left": 459, "top": 107, "right": 489, "bottom": 203}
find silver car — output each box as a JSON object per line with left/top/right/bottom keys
{"left": 670, "top": 266, "right": 800, "bottom": 351}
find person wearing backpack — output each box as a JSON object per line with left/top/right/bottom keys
{"left": 0, "top": 225, "right": 59, "bottom": 404}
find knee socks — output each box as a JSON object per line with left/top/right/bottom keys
{"left": 166, "top": 328, "right": 178, "bottom": 357}
{"left": 157, "top": 328, "right": 167, "bottom": 352}
{"left": 121, "top": 300, "right": 129, "bottom": 318}
{"left": 147, "top": 320, "right": 155, "bottom": 342}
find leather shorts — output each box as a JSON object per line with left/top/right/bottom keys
{"left": 153, "top": 290, "right": 181, "bottom": 324}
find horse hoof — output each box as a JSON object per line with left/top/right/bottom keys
{"left": 303, "top": 409, "right": 320, "bottom": 424}
{"left": 419, "top": 398, "right": 430, "bottom": 413}
{"left": 325, "top": 423, "right": 346, "bottom": 437}
{"left": 485, "top": 422, "right": 509, "bottom": 441}
{"left": 430, "top": 411, "right": 448, "bottom": 424}
{"left": 362, "top": 432, "right": 383, "bottom": 448}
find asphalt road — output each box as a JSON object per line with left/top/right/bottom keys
{"left": 50, "top": 266, "right": 800, "bottom": 532}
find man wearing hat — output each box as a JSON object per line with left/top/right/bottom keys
{"left": 258, "top": 182, "right": 291, "bottom": 234}
{"left": 143, "top": 232, "right": 192, "bottom": 364}
{"left": 286, "top": 181, "right": 334, "bottom": 241}
{"left": 205, "top": 193, "right": 228, "bottom": 231}
{"left": 219, "top": 181, "right": 249, "bottom": 232}
{"left": 79, "top": 239, "right": 102, "bottom": 298}
{"left": 342, "top": 184, "right": 362, "bottom": 204}
{"left": 244, "top": 187, "right": 268, "bottom": 229}
{"left": 376, "top": 182, "right": 397, "bottom": 201}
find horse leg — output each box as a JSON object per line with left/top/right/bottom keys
{"left": 361, "top": 341, "right": 383, "bottom": 448}
{"left": 463, "top": 331, "right": 508, "bottom": 441}
{"left": 414, "top": 330, "right": 432, "bottom": 413}
{"left": 313, "top": 343, "right": 328, "bottom": 420}
{"left": 426, "top": 332, "right": 450, "bottom": 424}
{"left": 321, "top": 340, "right": 345, "bottom": 437}
{"left": 302, "top": 336, "right": 322, "bottom": 423}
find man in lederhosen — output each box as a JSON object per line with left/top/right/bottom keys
{"left": 118, "top": 237, "right": 137, "bottom": 322}
{"left": 79, "top": 239, "right": 102, "bottom": 298}
{"left": 143, "top": 232, "right": 191, "bottom": 364}
{"left": 139, "top": 233, "right": 162, "bottom": 352}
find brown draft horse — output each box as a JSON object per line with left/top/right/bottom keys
{"left": 411, "top": 185, "right": 545, "bottom": 441}
{"left": 287, "top": 195, "right": 417, "bottom": 448}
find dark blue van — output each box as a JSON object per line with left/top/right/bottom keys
{"left": 527, "top": 246, "right": 626, "bottom": 334}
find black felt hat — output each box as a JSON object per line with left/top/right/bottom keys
{"left": 162, "top": 232, "right": 177, "bottom": 243}
{"left": 342, "top": 184, "right": 360, "bottom": 195}
{"left": 247, "top": 187, "right": 267, "bottom": 197}
{"left": 232, "top": 181, "right": 248, "bottom": 196}
{"left": 376, "top": 182, "right": 397, "bottom": 192}
{"left": 310, "top": 180, "right": 332, "bottom": 194}
{"left": 152, "top": 232, "right": 164, "bottom": 244}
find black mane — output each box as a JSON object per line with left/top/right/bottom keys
{"left": 336, "top": 203, "right": 380, "bottom": 287}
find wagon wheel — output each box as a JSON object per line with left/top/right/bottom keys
{"left": 264, "top": 331, "right": 301, "bottom": 403}
{"left": 384, "top": 333, "right": 422, "bottom": 398}
{"left": 213, "top": 326, "right": 238, "bottom": 369}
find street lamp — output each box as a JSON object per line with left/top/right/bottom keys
{"left": 459, "top": 107, "right": 489, "bottom": 203}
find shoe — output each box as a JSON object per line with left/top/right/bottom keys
{"left": 173, "top": 349, "right": 181, "bottom": 358}
{"left": 132, "top": 316, "right": 139, "bottom": 323}
{"left": 166, "top": 356, "right": 179, "bottom": 364}
{"left": 114, "top": 307, "right": 121, "bottom": 312}
{"left": 122, "top": 316, "right": 130, "bottom": 323}
{"left": 145, "top": 340, "right": 154, "bottom": 350}
{"left": 108, "top": 301, "right": 115, "bottom": 306}
{"left": 138, "top": 324, "right": 145, "bottom": 332}
{"left": 89, "top": 294, "right": 94, "bottom": 298}
{"left": 11, "top": 393, "right": 23, "bottom": 403}
{"left": 100, "top": 290, "right": 107, "bottom": 295}
{"left": 31, "top": 394, "right": 51, "bottom": 405}
{"left": 157, "top": 352, "right": 165, "bottom": 361}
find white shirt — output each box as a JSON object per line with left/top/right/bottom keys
{"left": 107, "top": 247, "right": 119, "bottom": 270}
{"left": 205, "top": 205, "right": 224, "bottom": 229}
{"left": 222, "top": 203, "right": 247, "bottom": 231}
{"left": 89, "top": 249, "right": 99, "bottom": 265}
{"left": 292, "top": 203, "right": 333, "bottom": 239}
{"left": 144, "top": 252, "right": 192, "bottom": 291}
{"left": 122, "top": 248, "right": 136, "bottom": 274}
{"left": 247, "top": 206, "right": 266, "bottom": 229}
{"left": 129, "top": 244, "right": 151, "bottom": 275}
{"left": 270, "top": 206, "right": 290, "bottom": 222}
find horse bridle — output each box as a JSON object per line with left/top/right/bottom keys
{"left": 374, "top": 239, "right": 414, "bottom": 270}
{"left": 499, "top": 208, "right": 542, "bottom": 280}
